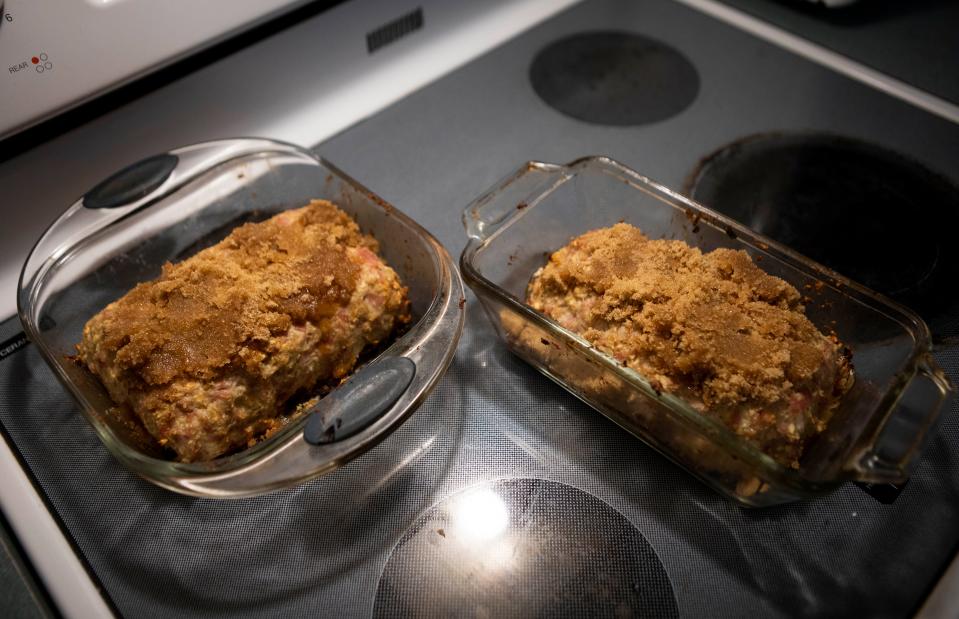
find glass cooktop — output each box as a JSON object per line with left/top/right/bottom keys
{"left": 2, "top": 0, "right": 957, "bottom": 617}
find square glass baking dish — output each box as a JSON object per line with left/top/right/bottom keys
{"left": 19, "top": 138, "right": 464, "bottom": 498}
{"left": 460, "top": 156, "right": 952, "bottom": 506}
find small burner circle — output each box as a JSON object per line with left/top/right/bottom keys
{"left": 373, "top": 478, "right": 678, "bottom": 618}
{"left": 685, "top": 132, "right": 959, "bottom": 329}
{"left": 530, "top": 31, "right": 699, "bottom": 126}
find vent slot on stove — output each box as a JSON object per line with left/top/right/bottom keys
{"left": 367, "top": 8, "right": 424, "bottom": 54}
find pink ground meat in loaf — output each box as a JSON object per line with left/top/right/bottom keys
{"left": 77, "top": 200, "right": 410, "bottom": 463}
{"left": 526, "top": 223, "right": 853, "bottom": 468}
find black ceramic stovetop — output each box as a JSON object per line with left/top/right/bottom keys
{"left": 2, "top": 1, "right": 958, "bottom": 617}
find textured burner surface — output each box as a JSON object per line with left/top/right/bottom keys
{"left": 685, "top": 133, "right": 959, "bottom": 334}
{"left": 529, "top": 31, "right": 699, "bottom": 126}
{"left": 373, "top": 478, "right": 678, "bottom": 618}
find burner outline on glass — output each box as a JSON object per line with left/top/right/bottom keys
{"left": 684, "top": 131, "right": 959, "bottom": 334}
{"left": 373, "top": 477, "right": 679, "bottom": 618}
{"left": 529, "top": 30, "right": 700, "bottom": 126}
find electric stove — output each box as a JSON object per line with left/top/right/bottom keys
{"left": 1, "top": 0, "right": 957, "bottom": 617}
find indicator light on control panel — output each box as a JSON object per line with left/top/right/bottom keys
{"left": 28, "top": 54, "right": 53, "bottom": 74}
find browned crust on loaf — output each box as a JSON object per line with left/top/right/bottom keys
{"left": 77, "top": 200, "right": 410, "bottom": 462}
{"left": 526, "top": 223, "right": 852, "bottom": 467}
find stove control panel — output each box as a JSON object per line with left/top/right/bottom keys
{"left": 0, "top": 0, "right": 310, "bottom": 141}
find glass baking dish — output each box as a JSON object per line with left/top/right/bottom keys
{"left": 460, "top": 156, "right": 952, "bottom": 506}
{"left": 19, "top": 138, "right": 464, "bottom": 498}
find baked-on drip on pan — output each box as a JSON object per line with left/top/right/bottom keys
{"left": 77, "top": 200, "right": 410, "bottom": 463}
{"left": 526, "top": 223, "right": 853, "bottom": 468}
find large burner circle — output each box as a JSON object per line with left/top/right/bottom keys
{"left": 530, "top": 31, "right": 699, "bottom": 126}
{"left": 685, "top": 132, "right": 959, "bottom": 331}
{"left": 373, "top": 478, "right": 678, "bottom": 617}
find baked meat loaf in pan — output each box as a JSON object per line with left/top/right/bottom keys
{"left": 77, "top": 200, "right": 410, "bottom": 463}
{"left": 527, "top": 223, "right": 853, "bottom": 468}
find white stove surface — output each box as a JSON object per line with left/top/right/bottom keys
{"left": 0, "top": 0, "right": 314, "bottom": 140}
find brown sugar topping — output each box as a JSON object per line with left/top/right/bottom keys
{"left": 527, "top": 223, "right": 851, "bottom": 461}
{"left": 98, "top": 201, "right": 364, "bottom": 386}
{"left": 530, "top": 224, "right": 823, "bottom": 405}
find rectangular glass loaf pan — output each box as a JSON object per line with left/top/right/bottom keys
{"left": 18, "top": 138, "right": 464, "bottom": 498}
{"left": 460, "top": 156, "right": 952, "bottom": 507}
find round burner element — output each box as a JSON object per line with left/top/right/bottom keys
{"left": 530, "top": 31, "right": 699, "bottom": 126}
{"left": 373, "top": 478, "right": 678, "bottom": 618}
{"left": 686, "top": 133, "right": 959, "bottom": 327}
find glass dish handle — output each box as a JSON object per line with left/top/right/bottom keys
{"left": 463, "top": 161, "right": 571, "bottom": 241}
{"left": 852, "top": 355, "right": 954, "bottom": 483}
{"left": 19, "top": 139, "right": 309, "bottom": 301}
{"left": 303, "top": 357, "right": 416, "bottom": 445}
